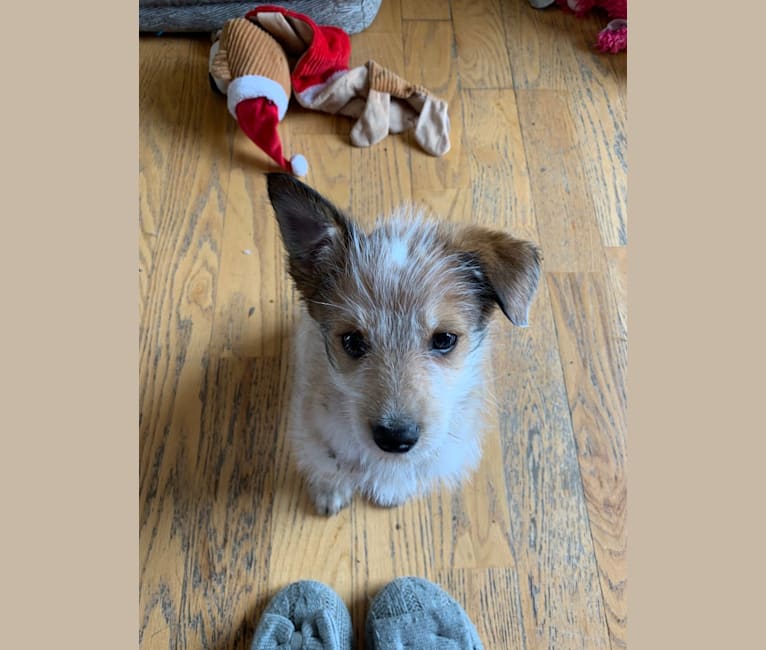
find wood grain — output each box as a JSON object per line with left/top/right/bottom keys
{"left": 516, "top": 89, "right": 606, "bottom": 273}
{"left": 401, "top": 0, "right": 451, "bottom": 21}
{"left": 452, "top": 0, "right": 513, "bottom": 89}
{"left": 140, "top": 2, "right": 628, "bottom": 647}
{"left": 403, "top": 19, "right": 470, "bottom": 192}
{"left": 502, "top": 3, "right": 627, "bottom": 246}
{"left": 434, "top": 568, "right": 526, "bottom": 649}
{"left": 410, "top": 186, "right": 474, "bottom": 225}
{"left": 350, "top": 135, "right": 412, "bottom": 222}
{"left": 284, "top": 101, "right": 348, "bottom": 138}
{"left": 547, "top": 272, "right": 628, "bottom": 649}
{"left": 605, "top": 246, "right": 628, "bottom": 338}
{"left": 364, "top": 0, "right": 402, "bottom": 33}
{"left": 492, "top": 278, "right": 612, "bottom": 649}
{"left": 462, "top": 89, "right": 537, "bottom": 241}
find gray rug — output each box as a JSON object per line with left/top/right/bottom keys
{"left": 140, "top": 0, "right": 383, "bottom": 34}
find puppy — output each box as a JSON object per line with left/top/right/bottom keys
{"left": 266, "top": 173, "right": 541, "bottom": 515}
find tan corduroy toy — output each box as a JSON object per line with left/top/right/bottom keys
{"left": 209, "top": 7, "right": 451, "bottom": 175}
{"left": 210, "top": 17, "right": 308, "bottom": 175}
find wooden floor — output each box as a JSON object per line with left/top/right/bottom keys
{"left": 139, "top": 1, "right": 627, "bottom": 648}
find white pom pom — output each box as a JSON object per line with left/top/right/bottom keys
{"left": 290, "top": 154, "right": 308, "bottom": 177}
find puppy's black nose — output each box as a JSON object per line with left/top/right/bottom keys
{"left": 372, "top": 420, "right": 420, "bottom": 453}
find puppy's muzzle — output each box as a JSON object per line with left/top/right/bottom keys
{"left": 372, "top": 419, "right": 421, "bottom": 454}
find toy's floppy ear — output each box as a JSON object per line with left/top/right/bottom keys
{"left": 210, "top": 45, "right": 232, "bottom": 82}
{"left": 454, "top": 226, "right": 542, "bottom": 327}
{"left": 209, "top": 22, "right": 233, "bottom": 82}
{"left": 266, "top": 173, "right": 351, "bottom": 299}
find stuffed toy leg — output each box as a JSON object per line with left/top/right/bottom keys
{"left": 246, "top": 5, "right": 451, "bottom": 157}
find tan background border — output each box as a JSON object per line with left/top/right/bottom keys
{"left": 629, "top": 1, "right": 764, "bottom": 648}
{"left": 2, "top": 1, "right": 763, "bottom": 648}
{"left": 1, "top": 1, "right": 138, "bottom": 648}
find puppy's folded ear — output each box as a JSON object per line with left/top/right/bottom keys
{"left": 455, "top": 226, "right": 542, "bottom": 327}
{"left": 266, "top": 173, "right": 351, "bottom": 298}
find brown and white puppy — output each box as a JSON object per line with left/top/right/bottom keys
{"left": 267, "top": 173, "right": 541, "bottom": 515}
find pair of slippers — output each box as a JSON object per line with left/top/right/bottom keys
{"left": 252, "top": 577, "right": 483, "bottom": 649}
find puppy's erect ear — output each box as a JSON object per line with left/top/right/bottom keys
{"left": 266, "top": 173, "right": 351, "bottom": 298}
{"left": 455, "top": 226, "right": 542, "bottom": 327}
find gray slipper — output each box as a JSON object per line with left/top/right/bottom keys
{"left": 251, "top": 580, "right": 353, "bottom": 650}
{"left": 365, "top": 577, "right": 483, "bottom": 649}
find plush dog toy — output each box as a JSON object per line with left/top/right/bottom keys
{"left": 209, "top": 17, "right": 308, "bottom": 176}
{"left": 245, "top": 5, "right": 451, "bottom": 158}
{"left": 530, "top": 0, "right": 627, "bottom": 53}
{"left": 209, "top": 6, "right": 451, "bottom": 176}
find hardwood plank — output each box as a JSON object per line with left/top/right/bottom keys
{"left": 139, "top": 37, "right": 200, "bottom": 333}
{"left": 283, "top": 134, "right": 354, "bottom": 210}
{"left": 206, "top": 171, "right": 285, "bottom": 360}
{"left": 350, "top": 135, "right": 412, "bottom": 222}
{"left": 410, "top": 187, "right": 474, "bottom": 224}
{"left": 183, "top": 353, "right": 288, "bottom": 650}
{"left": 138, "top": 100, "right": 234, "bottom": 650}
{"left": 350, "top": 499, "right": 437, "bottom": 648}
{"left": 139, "top": 36, "right": 232, "bottom": 479}
{"left": 516, "top": 89, "right": 606, "bottom": 272}
{"left": 434, "top": 568, "right": 526, "bottom": 649}
{"left": 348, "top": 408, "right": 517, "bottom": 646}
{"left": 608, "top": 52, "right": 627, "bottom": 106}
{"left": 494, "top": 279, "right": 612, "bottom": 649}
{"left": 364, "top": 0, "right": 402, "bottom": 33}
{"left": 434, "top": 395, "right": 517, "bottom": 572}
{"left": 403, "top": 19, "right": 470, "bottom": 192}
{"left": 350, "top": 30, "right": 405, "bottom": 71}
{"left": 139, "top": 36, "right": 275, "bottom": 650}
{"left": 569, "top": 83, "right": 626, "bottom": 248}
{"left": 140, "top": 173, "right": 293, "bottom": 649}
{"left": 462, "top": 89, "right": 537, "bottom": 241}
{"left": 284, "top": 101, "right": 348, "bottom": 138}
{"left": 547, "top": 272, "right": 628, "bottom": 649}
{"left": 500, "top": 2, "right": 625, "bottom": 96}
{"left": 402, "top": 0, "right": 451, "bottom": 20}
{"left": 605, "top": 246, "right": 628, "bottom": 338}
{"left": 268, "top": 460, "right": 355, "bottom": 602}
{"left": 501, "top": 2, "right": 582, "bottom": 91}
{"left": 452, "top": 0, "right": 513, "bottom": 89}
{"left": 502, "top": 4, "right": 627, "bottom": 246}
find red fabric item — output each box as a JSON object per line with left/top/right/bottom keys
{"left": 554, "top": 0, "right": 627, "bottom": 53}
{"left": 557, "top": 0, "right": 626, "bottom": 18}
{"left": 235, "top": 97, "right": 290, "bottom": 171}
{"left": 246, "top": 5, "right": 351, "bottom": 93}
{"left": 597, "top": 21, "right": 627, "bottom": 53}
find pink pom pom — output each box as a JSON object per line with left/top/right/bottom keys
{"left": 597, "top": 19, "right": 627, "bottom": 53}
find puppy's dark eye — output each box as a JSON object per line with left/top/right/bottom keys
{"left": 341, "top": 331, "right": 368, "bottom": 359}
{"left": 431, "top": 332, "right": 458, "bottom": 354}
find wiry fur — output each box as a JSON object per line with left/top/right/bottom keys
{"left": 266, "top": 173, "right": 541, "bottom": 515}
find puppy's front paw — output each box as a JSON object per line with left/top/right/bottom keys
{"left": 310, "top": 484, "right": 352, "bottom": 516}
{"left": 371, "top": 494, "right": 407, "bottom": 510}
{"left": 368, "top": 482, "right": 416, "bottom": 510}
